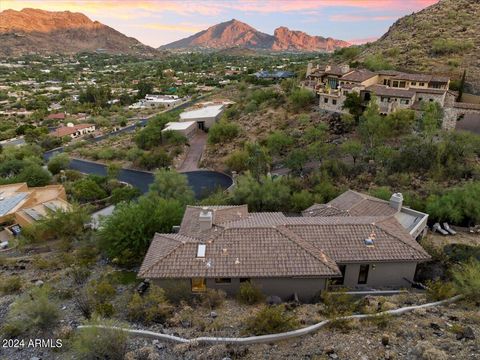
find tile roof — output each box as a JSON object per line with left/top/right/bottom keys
{"left": 140, "top": 190, "right": 431, "bottom": 280}
{"left": 365, "top": 85, "right": 416, "bottom": 99}
{"left": 51, "top": 123, "right": 94, "bottom": 137}
{"left": 341, "top": 70, "right": 377, "bottom": 83}
{"left": 139, "top": 226, "right": 341, "bottom": 279}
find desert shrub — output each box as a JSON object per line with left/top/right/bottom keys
{"left": 327, "top": 318, "right": 359, "bottom": 333}
{"left": 425, "top": 280, "right": 457, "bottom": 301}
{"left": 0, "top": 276, "right": 22, "bottom": 295}
{"left": 72, "top": 319, "right": 128, "bottom": 360}
{"left": 127, "top": 286, "right": 173, "bottom": 324}
{"left": 290, "top": 190, "right": 314, "bottom": 213}
{"left": 47, "top": 153, "right": 70, "bottom": 175}
{"left": 244, "top": 305, "right": 298, "bottom": 335}
{"left": 364, "top": 312, "right": 393, "bottom": 329}
{"left": 201, "top": 289, "right": 226, "bottom": 309}
{"left": 321, "top": 287, "right": 356, "bottom": 318}
{"left": 70, "top": 177, "right": 107, "bottom": 202}
{"left": 208, "top": 120, "right": 240, "bottom": 144}
{"left": 237, "top": 281, "right": 264, "bottom": 305}
{"left": 161, "top": 280, "right": 196, "bottom": 305}
{"left": 87, "top": 279, "right": 116, "bottom": 318}
{"left": 451, "top": 259, "right": 480, "bottom": 302}
{"left": 432, "top": 38, "right": 474, "bottom": 55}
{"left": 288, "top": 88, "right": 315, "bottom": 111}
{"left": 110, "top": 186, "right": 141, "bottom": 204}
{"left": 362, "top": 54, "right": 392, "bottom": 71}
{"left": 2, "top": 286, "right": 60, "bottom": 337}
{"left": 225, "top": 150, "right": 249, "bottom": 173}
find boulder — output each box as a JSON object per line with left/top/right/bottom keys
{"left": 266, "top": 295, "right": 282, "bottom": 305}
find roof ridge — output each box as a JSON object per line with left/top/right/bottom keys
{"left": 275, "top": 225, "right": 340, "bottom": 275}
{"left": 374, "top": 219, "right": 430, "bottom": 257}
{"left": 138, "top": 233, "right": 194, "bottom": 277}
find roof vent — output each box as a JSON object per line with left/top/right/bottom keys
{"left": 364, "top": 238, "right": 374, "bottom": 247}
{"left": 197, "top": 244, "right": 206, "bottom": 258}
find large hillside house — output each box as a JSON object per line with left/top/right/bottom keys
{"left": 305, "top": 64, "right": 450, "bottom": 115}
{"left": 139, "top": 190, "right": 430, "bottom": 301}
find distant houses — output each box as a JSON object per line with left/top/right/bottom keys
{"left": 254, "top": 70, "right": 296, "bottom": 80}
{"left": 129, "top": 94, "right": 185, "bottom": 110}
{"left": 50, "top": 123, "right": 96, "bottom": 139}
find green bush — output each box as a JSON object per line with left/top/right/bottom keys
{"left": 244, "top": 305, "right": 298, "bottom": 335}
{"left": 70, "top": 177, "right": 108, "bottom": 202}
{"left": 288, "top": 88, "right": 315, "bottom": 111}
{"left": 2, "top": 286, "right": 60, "bottom": 337}
{"left": 237, "top": 281, "right": 264, "bottom": 305}
{"left": 47, "top": 153, "right": 70, "bottom": 175}
{"left": 72, "top": 319, "right": 128, "bottom": 360}
{"left": 451, "top": 259, "right": 480, "bottom": 302}
{"left": 86, "top": 279, "right": 116, "bottom": 318}
{"left": 127, "top": 286, "right": 173, "bottom": 324}
{"left": 321, "top": 287, "right": 356, "bottom": 318}
{"left": 201, "top": 289, "right": 226, "bottom": 309}
{"left": 0, "top": 276, "right": 22, "bottom": 295}
{"left": 432, "top": 38, "right": 474, "bottom": 55}
{"left": 208, "top": 120, "right": 240, "bottom": 144}
{"left": 161, "top": 280, "right": 195, "bottom": 305}
{"left": 425, "top": 280, "right": 457, "bottom": 301}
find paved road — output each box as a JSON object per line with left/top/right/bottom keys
{"left": 177, "top": 132, "right": 208, "bottom": 172}
{"left": 68, "top": 158, "right": 231, "bottom": 198}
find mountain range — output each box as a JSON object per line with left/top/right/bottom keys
{"left": 0, "top": 9, "right": 349, "bottom": 56}
{"left": 0, "top": 8, "right": 157, "bottom": 57}
{"left": 160, "top": 19, "right": 350, "bottom": 52}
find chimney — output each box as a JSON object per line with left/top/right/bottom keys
{"left": 199, "top": 207, "right": 213, "bottom": 231}
{"left": 389, "top": 193, "right": 403, "bottom": 211}
{"left": 341, "top": 64, "right": 350, "bottom": 74}
{"left": 306, "top": 62, "right": 313, "bottom": 77}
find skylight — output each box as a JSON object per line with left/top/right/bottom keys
{"left": 364, "top": 238, "right": 374, "bottom": 247}
{"left": 197, "top": 244, "right": 206, "bottom": 258}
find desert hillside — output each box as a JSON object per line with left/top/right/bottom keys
{"left": 358, "top": 0, "right": 480, "bottom": 92}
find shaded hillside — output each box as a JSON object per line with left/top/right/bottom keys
{"left": 0, "top": 8, "right": 158, "bottom": 57}
{"left": 358, "top": 0, "right": 480, "bottom": 93}
{"left": 160, "top": 19, "right": 349, "bottom": 52}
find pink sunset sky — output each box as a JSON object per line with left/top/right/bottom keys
{"left": 1, "top": 0, "right": 440, "bottom": 47}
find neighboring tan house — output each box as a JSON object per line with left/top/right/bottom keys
{"left": 51, "top": 123, "right": 96, "bottom": 139}
{"left": 139, "top": 191, "right": 430, "bottom": 301}
{"left": 129, "top": 94, "right": 184, "bottom": 110}
{"left": 0, "top": 183, "right": 71, "bottom": 228}
{"left": 305, "top": 64, "right": 450, "bottom": 115}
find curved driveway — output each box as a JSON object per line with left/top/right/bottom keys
{"left": 63, "top": 158, "right": 232, "bottom": 199}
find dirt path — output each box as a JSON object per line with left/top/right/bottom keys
{"left": 178, "top": 132, "right": 208, "bottom": 172}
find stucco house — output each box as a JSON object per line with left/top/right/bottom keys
{"left": 139, "top": 191, "right": 431, "bottom": 301}
{"left": 179, "top": 104, "right": 224, "bottom": 131}
{"left": 0, "top": 183, "right": 71, "bottom": 228}
{"left": 51, "top": 123, "right": 96, "bottom": 139}
{"left": 305, "top": 64, "right": 450, "bottom": 115}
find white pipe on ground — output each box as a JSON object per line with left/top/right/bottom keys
{"left": 77, "top": 294, "right": 464, "bottom": 346}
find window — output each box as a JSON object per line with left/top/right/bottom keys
{"left": 400, "top": 99, "right": 410, "bottom": 105}
{"left": 331, "top": 265, "right": 346, "bottom": 285}
{"left": 332, "top": 99, "right": 337, "bottom": 105}
{"left": 191, "top": 277, "right": 206, "bottom": 292}
{"left": 418, "top": 97, "right": 423, "bottom": 102}
{"left": 197, "top": 244, "right": 206, "bottom": 258}
{"left": 411, "top": 81, "right": 417, "bottom": 86}
{"left": 392, "top": 81, "right": 399, "bottom": 88}
{"left": 358, "top": 264, "right": 369, "bottom": 285}
{"left": 343, "top": 91, "right": 348, "bottom": 96}
{"left": 383, "top": 79, "right": 389, "bottom": 86}
{"left": 214, "top": 278, "right": 231, "bottom": 284}
{"left": 399, "top": 81, "right": 406, "bottom": 88}
{"left": 324, "top": 98, "right": 328, "bottom": 104}
{"left": 419, "top": 82, "right": 425, "bottom": 86}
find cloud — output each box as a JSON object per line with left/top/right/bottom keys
{"left": 140, "top": 22, "right": 210, "bottom": 33}
{"left": 2, "top": 0, "right": 440, "bottom": 18}
{"left": 329, "top": 14, "right": 398, "bottom": 22}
